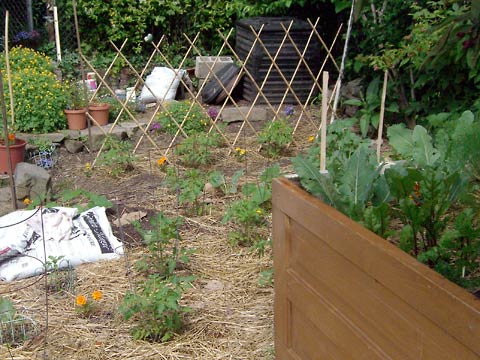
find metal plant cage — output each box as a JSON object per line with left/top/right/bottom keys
{"left": 0, "top": 313, "right": 38, "bottom": 346}
{"left": 28, "top": 144, "right": 59, "bottom": 170}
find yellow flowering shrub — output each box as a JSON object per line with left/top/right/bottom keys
{"left": 158, "top": 101, "right": 210, "bottom": 136}
{"left": 0, "top": 46, "right": 68, "bottom": 133}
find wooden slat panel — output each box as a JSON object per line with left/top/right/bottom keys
{"left": 289, "top": 299, "right": 349, "bottom": 360}
{"left": 272, "top": 178, "right": 480, "bottom": 359}
{"left": 288, "top": 219, "right": 478, "bottom": 359}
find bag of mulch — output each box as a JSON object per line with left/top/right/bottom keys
{"left": 0, "top": 206, "right": 124, "bottom": 281}
{"left": 138, "top": 67, "right": 185, "bottom": 103}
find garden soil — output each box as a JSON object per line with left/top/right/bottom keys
{"left": 0, "top": 106, "right": 320, "bottom": 359}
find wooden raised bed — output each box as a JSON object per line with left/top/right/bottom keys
{"left": 272, "top": 177, "right": 480, "bottom": 360}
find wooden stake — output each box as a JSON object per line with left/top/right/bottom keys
{"left": 53, "top": 6, "right": 62, "bottom": 61}
{"left": 4, "top": 11, "right": 15, "bottom": 125}
{"left": 320, "top": 71, "right": 328, "bottom": 173}
{"left": 377, "top": 70, "right": 388, "bottom": 163}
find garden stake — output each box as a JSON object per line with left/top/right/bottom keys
{"left": 330, "top": 0, "right": 355, "bottom": 123}
{"left": 376, "top": 70, "right": 389, "bottom": 163}
{"left": 320, "top": 71, "right": 328, "bottom": 174}
{"left": 72, "top": 0, "right": 92, "bottom": 151}
{"left": 53, "top": 6, "right": 61, "bottom": 61}
{"left": 0, "top": 73, "right": 17, "bottom": 210}
{"left": 4, "top": 11, "right": 15, "bottom": 125}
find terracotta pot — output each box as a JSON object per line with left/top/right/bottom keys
{"left": 0, "top": 139, "right": 26, "bottom": 174}
{"left": 64, "top": 108, "right": 87, "bottom": 130}
{"left": 88, "top": 103, "right": 110, "bottom": 126}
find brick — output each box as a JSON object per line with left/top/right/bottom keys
{"left": 195, "top": 56, "right": 233, "bottom": 79}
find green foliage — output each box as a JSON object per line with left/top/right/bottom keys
{"left": 0, "top": 297, "right": 16, "bottom": 322}
{"left": 44, "top": 255, "right": 76, "bottom": 293}
{"left": 356, "top": 1, "right": 479, "bottom": 121}
{"left": 29, "top": 188, "right": 113, "bottom": 213}
{"left": 223, "top": 164, "right": 279, "bottom": 253}
{"left": 119, "top": 274, "right": 194, "bottom": 342}
{"left": 165, "top": 167, "right": 218, "bottom": 215}
{"left": 257, "top": 119, "right": 293, "bottom": 158}
{"left": 175, "top": 132, "right": 220, "bottom": 167}
{"left": 133, "top": 212, "right": 185, "bottom": 277}
{"left": 0, "top": 47, "right": 67, "bottom": 133}
{"left": 97, "top": 136, "right": 136, "bottom": 177}
{"left": 158, "top": 101, "right": 210, "bottom": 136}
{"left": 64, "top": 80, "right": 88, "bottom": 110}
{"left": 208, "top": 169, "right": 244, "bottom": 195}
{"left": 343, "top": 77, "right": 398, "bottom": 137}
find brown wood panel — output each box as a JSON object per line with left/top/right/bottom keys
{"left": 288, "top": 219, "right": 478, "bottom": 359}
{"left": 272, "top": 178, "right": 480, "bottom": 360}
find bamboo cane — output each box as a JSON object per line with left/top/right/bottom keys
{"left": 377, "top": 70, "right": 389, "bottom": 163}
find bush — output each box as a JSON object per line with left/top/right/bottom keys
{"left": 0, "top": 47, "right": 67, "bottom": 133}
{"left": 158, "top": 101, "right": 210, "bottom": 136}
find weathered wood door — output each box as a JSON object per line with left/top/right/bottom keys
{"left": 272, "top": 178, "right": 480, "bottom": 360}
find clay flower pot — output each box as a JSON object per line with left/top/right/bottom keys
{"left": 88, "top": 103, "right": 110, "bottom": 126}
{"left": 0, "top": 139, "right": 26, "bottom": 174}
{"left": 64, "top": 108, "right": 87, "bottom": 130}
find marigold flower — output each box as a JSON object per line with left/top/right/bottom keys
{"left": 85, "top": 162, "right": 91, "bottom": 171}
{"left": 240, "top": 149, "right": 246, "bottom": 155}
{"left": 23, "top": 198, "right": 31, "bottom": 205}
{"left": 157, "top": 156, "right": 167, "bottom": 166}
{"left": 76, "top": 295, "right": 87, "bottom": 306}
{"left": 8, "top": 133, "right": 15, "bottom": 142}
{"left": 235, "top": 147, "right": 241, "bottom": 152}
{"left": 308, "top": 135, "right": 315, "bottom": 142}
{"left": 92, "top": 290, "right": 102, "bottom": 301}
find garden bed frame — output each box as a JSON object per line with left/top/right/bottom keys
{"left": 272, "top": 177, "right": 480, "bottom": 359}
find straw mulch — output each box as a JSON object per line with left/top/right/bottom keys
{"left": 0, "top": 109, "right": 319, "bottom": 359}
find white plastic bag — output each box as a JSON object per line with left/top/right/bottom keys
{"left": 138, "top": 67, "right": 185, "bottom": 103}
{"left": 0, "top": 207, "right": 123, "bottom": 281}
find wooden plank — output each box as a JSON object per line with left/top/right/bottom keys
{"left": 287, "top": 219, "right": 479, "bottom": 359}
{"left": 272, "top": 178, "right": 480, "bottom": 357}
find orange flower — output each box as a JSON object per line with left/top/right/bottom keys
{"left": 157, "top": 156, "right": 167, "bottom": 166}
{"left": 76, "top": 295, "right": 87, "bottom": 306}
{"left": 23, "top": 198, "right": 31, "bottom": 205}
{"left": 8, "top": 133, "right": 15, "bottom": 142}
{"left": 308, "top": 135, "right": 315, "bottom": 142}
{"left": 92, "top": 290, "right": 102, "bottom": 301}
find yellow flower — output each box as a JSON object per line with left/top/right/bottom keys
{"left": 240, "top": 149, "right": 246, "bottom": 155}
{"left": 235, "top": 147, "right": 241, "bottom": 152}
{"left": 157, "top": 156, "right": 167, "bottom": 166}
{"left": 308, "top": 135, "right": 315, "bottom": 142}
{"left": 256, "top": 209, "right": 262, "bottom": 215}
{"left": 76, "top": 295, "right": 87, "bottom": 306}
{"left": 85, "top": 162, "right": 91, "bottom": 171}
{"left": 92, "top": 290, "right": 102, "bottom": 301}
{"left": 23, "top": 198, "right": 31, "bottom": 205}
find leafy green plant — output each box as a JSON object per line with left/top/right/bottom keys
{"left": 64, "top": 80, "right": 88, "bottom": 110}
{"left": 119, "top": 274, "right": 194, "bottom": 342}
{"left": 257, "top": 117, "right": 293, "bottom": 158}
{"left": 133, "top": 212, "right": 186, "bottom": 277}
{"left": 97, "top": 136, "right": 136, "bottom": 177}
{"left": 28, "top": 188, "right": 112, "bottom": 213}
{"left": 44, "top": 255, "right": 76, "bottom": 293}
{"left": 0, "top": 46, "right": 67, "bottom": 133}
{"left": 158, "top": 101, "right": 210, "bottom": 136}
{"left": 175, "top": 132, "right": 220, "bottom": 167}
{"left": 208, "top": 169, "right": 244, "bottom": 195}
{"left": 343, "top": 77, "right": 398, "bottom": 137}
{"left": 223, "top": 164, "right": 279, "bottom": 253}
{"left": 165, "top": 167, "right": 205, "bottom": 215}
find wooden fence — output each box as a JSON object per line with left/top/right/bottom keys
{"left": 272, "top": 177, "right": 480, "bottom": 360}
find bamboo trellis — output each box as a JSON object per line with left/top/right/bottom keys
{"left": 72, "top": 18, "right": 342, "bottom": 165}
